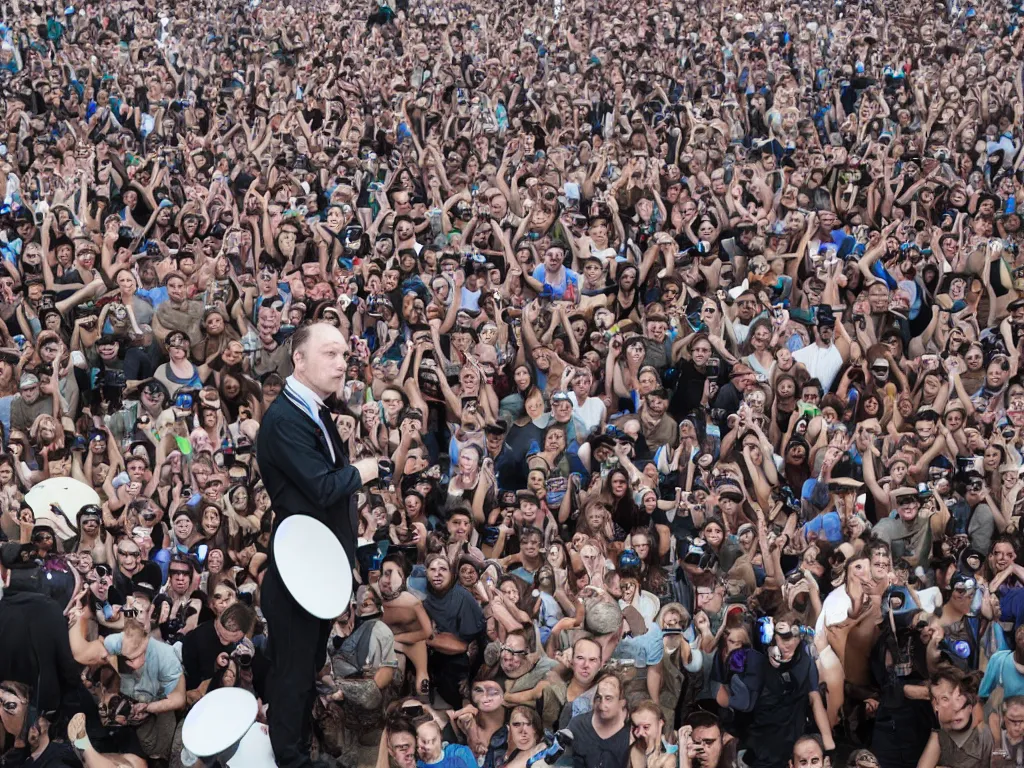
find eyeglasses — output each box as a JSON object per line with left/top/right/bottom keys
{"left": 500, "top": 645, "right": 528, "bottom": 656}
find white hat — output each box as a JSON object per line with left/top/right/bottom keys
{"left": 273, "top": 515, "right": 353, "bottom": 619}
{"left": 182, "top": 688, "right": 257, "bottom": 758}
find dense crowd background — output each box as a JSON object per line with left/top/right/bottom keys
{"left": 1, "top": 0, "right": 1024, "bottom": 765}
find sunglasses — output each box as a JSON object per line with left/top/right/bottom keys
{"left": 117, "top": 548, "right": 141, "bottom": 557}
{"left": 169, "top": 569, "right": 191, "bottom": 577}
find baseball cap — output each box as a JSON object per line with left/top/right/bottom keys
{"left": 18, "top": 373, "right": 38, "bottom": 389}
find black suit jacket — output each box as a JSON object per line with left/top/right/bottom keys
{"left": 256, "top": 392, "right": 363, "bottom": 564}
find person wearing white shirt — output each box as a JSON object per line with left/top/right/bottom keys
{"left": 567, "top": 368, "right": 605, "bottom": 437}
{"left": 791, "top": 316, "right": 850, "bottom": 394}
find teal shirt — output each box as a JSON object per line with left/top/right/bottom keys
{"left": 103, "top": 634, "right": 183, "bottom": 703}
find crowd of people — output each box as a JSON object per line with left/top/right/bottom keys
{"left": 2, "top": 0, "right": 1024, "bottom": 764}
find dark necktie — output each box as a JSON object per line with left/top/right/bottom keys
{"left": 318, "top": 405, "right": 344, "bottom": 464}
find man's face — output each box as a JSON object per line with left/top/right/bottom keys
{"left": 295, "top": 326, "right": 348, "bottom": 397}
{"left": 630, "top": 709, "right": 662, "bottom": 752}
{"left": 646, "top": 394, "right": 667, "bottom": 416}
{"left": 545, "top": 247, "right": 565, "bottom": 270}
{"left": 380, "top": 562, "right": 405, "bottom": 598}
{"left": 552, "top": 399, "right": 574, "bottom": 423}
{"left": 520, "top": 534, "right": 541, "bottom": 559}
{"left": 470, "top": 680, "right": 504, "bottom": 713}
{"left": 932, "top": 679, "right": 973, "bottom": 731}
{"left": 696, "top": 587, "right": 724, "bottom": 615}
{"left": 870, "top": 550, "right": 891, "bottom": 582}
{"left": 426, "top": 559, "right": 451, "bottom": 591}
{"left": 572, "top": 640, "right": 602, "bottom": 685}
{"left": 447, "top": 514, "right": 471, "bottom": 541}
{"left": 389, "top": 732, "right": 417, "bottom": 768}
{"left": 168, "top": 563, "right": 192, "bottom": 593}
{"left": 896, "top": 498, "right": 920, "bottom": 523}
{"left": 500, "top": 635, "right": 530, "bottom": 677}
{"left": 19, "top": 383, "right": 39, "bottom": 405}
{"left": 691, "top": 726, "right": 723, "bottom": 768}
{"left": 167, "top": 278, "right": 186, "bottom": 303}
{"left": 647, "top": 321, "right": 667, "bottom": 342}
{"left": 1006, "top": 704, "right": 1024, "bottom": 743}
{"left": 736, "top": 295, "right": 757, "bottom": 321}
{"left": 691, "top": 341, "right": 712, "bottom": 367}
{"left": 120, "top": 634, "right": 150, "bottom": 671}
{"left": 593, "top": 678, "right": 624, "bottom": 721}
{"left": 790, "top": 739, "right": 826, "bottom": 768}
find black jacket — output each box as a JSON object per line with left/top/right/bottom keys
{"left": 0, "top": 590, "right": 81, "bottom": 716}
{"left": 256, "top": 391, "right": 363, "bottom": 564}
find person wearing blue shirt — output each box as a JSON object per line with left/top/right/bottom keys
{"left": 415, "top": 720, "right": 477, "bottom": 768}
{"left": 527, "top": 242, "right": 580, "bottom": 303}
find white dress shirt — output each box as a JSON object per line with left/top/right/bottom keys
{"left": 283, "top": 375, "right": 336, "bottom": 463}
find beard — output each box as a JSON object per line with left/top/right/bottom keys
{"left": 380, "top": 582, "right": 405, "bottom": 601}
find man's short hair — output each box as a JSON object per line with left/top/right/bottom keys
{"left": 219, "top": 602, "right": 257, "bottom": 634}
{"left": 684, "top": 710, "right": 721, "bottom": 732}
{"left": 591, "top": 668, "right": 625, "bottom": 699}
{"left": 448, "top": 505, "right": 473, "bottom": 523}
{"left": 387, "top": 716, "right": 417, "bottom": 744}
{"left": 792, "top": 734, "right": 824, "bottom": 758}
{"left": 519, "top": 525, "right": 543, "bottom": 543}
{"left": 631, "top": 699, "right": 663, "bottom": 722}
{"left": 382, "top": 551, "right": 410, "bottom": 579}
{"left": 801, "top": 378, "right": 823, "bottom": 394}
{"left": 1004, "top": 695, "right": 1024, "bottom": 714}
{"left": 573, "top": 635, "right": 602, "bottom": 656}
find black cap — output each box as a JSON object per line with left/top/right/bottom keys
{"left": 131, "top": 572, "right": 158, "bottom": 599}
{"left": 484, "top": 419, "right": 509, "bottom": 436}
{"left": 97, "top": 334, "right": 119, "bottom": 346}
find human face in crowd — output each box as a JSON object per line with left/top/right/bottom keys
{"left": 593, "top": 677, "right": 625, "bottom": 723}
{"left": 931, "top": 678, "right": 973, "bottom": 731}
{"left": 389, "top": 730, "right": 417, "bottom": 768}
{"left": 790, "top": 739, "right": 827, "bottom": 768}
{"left": 416, "top": 722, "right": 443, "bottom": 764}
{"left": 1005, "top": 703, "right": 1024, "bottom": 743}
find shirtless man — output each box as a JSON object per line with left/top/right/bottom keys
{"left": 378, "top": 553, "right": 432, "bottom": 699}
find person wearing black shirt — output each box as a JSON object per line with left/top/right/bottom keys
{"left": 181, "top": 603, "right": 265, "bottom": 702}
{"left": 712, "top": 363, "right": 758, "bottom": 420}
{"left": 738, "top": 615, "right": 834, "bottom": 768}
{"left": 668, "top": 351, "right": 711, "bottom": 422}
{"left": 566, "top": 670, "right": 631, "bottom": 768}
{"left": 0, "top": 543, "right": 82, "bottom": 724}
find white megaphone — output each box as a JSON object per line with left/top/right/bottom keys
{"left": 181, "top": 688, "right": 277, "bottom": 767}
{"left": 272, "top": 515, "right": 353, "bottom": 619}
{"left": 25, "top": 477, "right": 100, "bottom": 540}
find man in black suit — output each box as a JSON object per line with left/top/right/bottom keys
{"left": 256, "top": 322, "right": 380, "bottom": 768}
